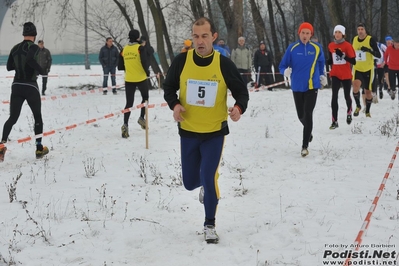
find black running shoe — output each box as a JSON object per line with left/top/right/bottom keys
{"left": 346, "top": 115, "right": 352, "bottom": 125}
{"left": 329, "top": 121, "right": 339, "bottom": 130}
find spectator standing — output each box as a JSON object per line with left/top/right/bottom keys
{"left": 217, "top": 39, "right": 231, "bottom": 57}
{"left": 99, "top": 37, "right": 119, "bottom": 94}
{"left": 213, "top": 40, "right": 229, "bottom": 57}
{"left": 37, "top": 40, "right": 52, "bottom": 96}
{"left": 0, "top": 22, "right": 49, "bottom": 162}
{"left": 231, "top": 36, "right": 252, "bottom": 86}
{"left": 140, "top": 36, "right": 155, "bottom": 88}
{"left": 254, "top": 41, "right": 274, "bottom": 90}
{"left": 140, "top": 36, "right": 154, "bottom": 64}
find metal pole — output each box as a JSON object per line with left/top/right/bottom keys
{"left": 145, "top": 101, "right": 149, "bottom": 149}
{"left": 84, "top": 0, "right": 90, "bottom": 69}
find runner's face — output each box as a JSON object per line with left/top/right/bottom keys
{"left": 394, "top": 42, "right": 399, "bottom": 49}
{"left": 299, "top": 29, "right": 312, "bottom": 44}
{"left": 334, "top": 31, "right": 343, "bottom": 41}
{"left": 357, "top": 27, "right": 366, "bottom": 38}
{"left": 192, "top": 23, "right": 217, "bottom": 57}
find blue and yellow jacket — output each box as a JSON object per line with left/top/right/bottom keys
{"left": 279, "top": 40, "right": 325, "bottom": 92}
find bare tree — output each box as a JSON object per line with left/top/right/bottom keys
{"left": 155, "top": 0, "right": 175, "bottom": 64}
{"left": 300, "top": 0, "right": 315, "bottom": 23}
{"left": 216, "top": 0, "right": 243, "bottom": 50}
{"left": 146, "top": 0, "right": 169, "bottom": 74}
{"left": 6, "top": 0, "right": 399, "bottom": 76}
{"left": 266, "top": 0, "right": 281, "bottom": 62}
{"left": 274, "top": 0, "right": 290, "bottom": 52}
{"left": 379, "top": 0, "right": 388, "bottom": 41}
{"left": 327, "top": 0, "right": 345, "bottom": 27}
{"left": 249, "top": 0, "right": 265, "bottom": 43}
{"left": 190, "top": 0, "right": 205, "bottom": 19}
{"left": 205, "top": 0, "right": 214, "bottom": 24}
{"left": 314, "top": 1, "right": 330, "bottom": 50}
{"left": 347, "top": 0, "right": 357, "bottom": 39}
{"left": 365, "top": 0, "right": 373, "bottom": 33}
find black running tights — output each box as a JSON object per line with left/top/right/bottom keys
{"left": 331, "top": 77, "right": 352, "bottom": 122}
{"left": 124, "top": 80, "right": 149, "bottom": 125}
{"left": 292, "top": 89, "right": 318, "bottom": 149}
{"left": 2, "top": 82, "right": 43, "bottom": 143}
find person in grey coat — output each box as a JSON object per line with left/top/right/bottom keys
{"left": 231, "top": 36, "right": 252, "bottom": 86}
{"left": 99, "top": 37, "right": 119, "bottom": 94}
{"left": 37, "top": 40, "right": 52, "bottom": 95}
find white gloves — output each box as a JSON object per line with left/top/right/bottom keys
{"left": 320, "top": 75, "right": 328, "bottom": 86}
{"left": 283, "top": 68, "right": 292, "bottom": 78}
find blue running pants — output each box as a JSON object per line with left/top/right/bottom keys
{"left": 180, "top": 135, "right": 225, "bottom": 221}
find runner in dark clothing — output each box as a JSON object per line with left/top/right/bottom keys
{"left": 0, "top": 22, "right": 49, "bottom": 162}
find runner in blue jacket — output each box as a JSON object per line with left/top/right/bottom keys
{"left": 279, "top": 22, "right": 326, "bottom": 157}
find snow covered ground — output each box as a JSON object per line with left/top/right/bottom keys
{"left": 0, "top": 65, "right": 398, "bottom": 266}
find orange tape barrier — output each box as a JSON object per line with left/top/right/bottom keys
{"left": 343, "top": 142, "right": 399, "bottom": 266}
{"left": 0, "top": 78, "right": 284, "bottom": 150}
{"left": 1, "top": 74, "right": 160, "bottom": 105}
{"left": 248, "top": 80, "right": 287, "bottom": 92}
{"left": 0, "top": 102, "right": 169, "bottom": 149}
{"left": 1, "top": 85, "right": 125, "bottom": 105}
{"left": 0, "top": 73, "right": 124, "bottom": 79}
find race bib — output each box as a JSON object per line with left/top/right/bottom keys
{"left": 355, "top": 50, "right": 366, "bottom": 62}
{"left": 332, "top": 52, "right": 346, "bottom": 65}
{"left": 186, "top": 79, "right": 218, "bottom": 107}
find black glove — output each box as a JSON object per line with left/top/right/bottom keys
{"left": 335, "top": 49, "right": 343, "bottom": 57}
{"left": 360, "top": 46, "right": 372, "bottom": 53}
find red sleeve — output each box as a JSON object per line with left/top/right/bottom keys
{"left": 345, "top": 42, "right": 356, "bottom": 58}
{"left": 384, "top": 46, "right": 389, "bottom": 63}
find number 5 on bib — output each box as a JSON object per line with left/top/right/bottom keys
{"left": 186, "top": 79, "right": 219, "bottom": 107}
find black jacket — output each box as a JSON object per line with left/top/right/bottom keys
{"left": 99, "top": 44, "right": 119, "bottom": 68}
{"left": 142, "top": 44, "right": 154, "bottom": 64}
{"left": 254, "top": 49, "right": 273, "bottom": 70}
{"left": 7, "top": 40, "right": 44, "bottom": 82}
{"left": 37, "top": 47, "right": 52, "bottom": 74}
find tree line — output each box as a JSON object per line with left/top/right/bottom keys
{"left": 6, "top": 0, "right": 399, "bottom": 82}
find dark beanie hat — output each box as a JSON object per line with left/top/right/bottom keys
{"left": 22, "top": 22, "right": 37, "bottom": 36}
{"left": 140, "top": 36, "right": 147, "bottom": 42}
{"left": 357, "top": 22, "right": 366, "bottom": 29}
{"left": 128, "top": 29, "right": 140, "bottom": 41}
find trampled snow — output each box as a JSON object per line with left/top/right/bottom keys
{"left": 0, "top": 65, "right": 398, "bottom": 265}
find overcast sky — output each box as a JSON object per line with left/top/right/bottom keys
{"left": 0, "top": 5, "right": 89, "bottom": 56}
